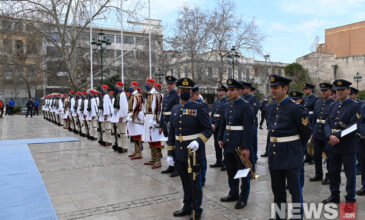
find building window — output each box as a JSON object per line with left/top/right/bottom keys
{"left": 15, "top": 40, "right": 24, "bottom": 54}
{"left": 5, "top": 71, "right": 13, "bottom": 80}
{"left": 51, "top": 33, "right": 61, "bottom": 43}
{"left": 104, "top": 34, "right": 114, "bottom": 43}
{"left": 116, "top": 35, "right": 121, "bottom": 43}
{"left": 238, "top": 69, "right": 242, "bottom": 81}
{"left": 136, "top": 37, "right": 147, "bottom": 45}
{"left": 208, "top": 67, "right": 213, "bottom": 79}
{"left": 124, "top": 36, "right": 134, "bottom": 44}
{"left": 245, "top": 69, "right": 250, "bottom": 81}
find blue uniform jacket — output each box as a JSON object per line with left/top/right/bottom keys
{"left": 358, "top": 103, "right": 365, "bottom": 137}
{"left": 312, "top": 98, "right": 335, "bottom": 141}
{"left": 324, "top": 98, "right": 361, "bottom": 154}
{"left": 266, "top": 97, "right": 312, "bottom": 170}
{"left": 303, "top": 94, "right": 319, "bottom": 128}
{"left": 210, "top": 96, "right": 228, "bottom": 130}
{"left": 167, "top": 100, "right": 212, "bottom": 162}
{"left": 159, "top": 89, "right": 180, "bottom": 136}
{"left": 218, "top": 97, "right": 255, "bottom": 153}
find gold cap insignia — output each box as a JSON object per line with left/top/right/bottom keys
{"left": 357, "top": 113, "right": 362, "bottom": 119}
{"left": 337, "top": 81, "right": 342, "bottom": 86}
{"left": 293, "top": 92, "right": 297, "bottom": 96}
{"left": 321, "top": 84, "right": 325, "bottom": 88}
{"left": 182, "top": 80, "right": 189, "bottom": 86}
{"left": 228, "top": 80, "right": 232, "bottom": 85}
{"left": 270, "top": 76, "right": 275, "bottom": 82}
{"left": 168, "top": 77, "right": 172, "bottom": 80}
{"left": 304, "top": 83, "right": 306, "bottom": 86}
{"left": 302, "top": 117, "right": 309, "bottom": 126}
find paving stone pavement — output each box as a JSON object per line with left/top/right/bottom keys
{"left": 1, "top": 115, "right": 364, "bottom": 220}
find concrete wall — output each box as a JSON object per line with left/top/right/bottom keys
{"left": 297, "top": 52, "right": 365, "bottom": 90}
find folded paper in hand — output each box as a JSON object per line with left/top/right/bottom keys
{"left": 341, "top": 124, "right": 357, "bottom": 138}
{"left": 234, "top": 168, "right": 250, "bottom": 179}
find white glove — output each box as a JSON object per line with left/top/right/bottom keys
{"left": 167, "top": 156, "right": 174, "bottom": 166}
{"left": 125, "top": 116, "right": 132, "bottom": 122}
{"left": 187, "top": 140, "right": 199, "bottom": 153}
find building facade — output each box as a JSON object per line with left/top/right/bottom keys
{"left": 0, "top": 16, "right": 163, "bottom": 100}
{"left": 297, "top": 21, "right": 365, "bottom": 90}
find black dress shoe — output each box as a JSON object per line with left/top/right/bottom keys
{"left": 117, "top": 148, "right": 127, "bottom": 153}
{"left": 220, "top": 166, "right": 227, "bottom": 171}
{"left": 173, "top": 209, "right": 191, "bottom": 217}
{"left": 112, "top": 145, "right": 118, "bottom": 151}
{"left": 261, "top": 152, "right": 268, "bottom": 157}
{"left": 170, "top": 169, "right": 180, "bottom": 177}
{"left": 322, "top": 196, "right": 340, "bottom": 204}
{"left": 309, "top": 175, "right": 323, "bottom": 182}
{"left": 161, "top": 166, "right": 174, "bottom": 174}
{"left": 220, "top": 195, "right": 238, "bottom": 202}
{"left": 235, "top": 201, "right": 247, "bottom": 209}
{"left": 210, "top": 163, "right": 222, "bottom": 168}
{"left": 322, "top": 177, "right": 330, "bottom": 185}
{"left": 356, "top": 187, "right": 365, "bottom": 196}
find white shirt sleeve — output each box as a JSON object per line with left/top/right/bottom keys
{"left": 119, "top": 92, "right": 128, "bottom": 119}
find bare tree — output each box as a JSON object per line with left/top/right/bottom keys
{"left": 208, "top": 0, "right": 263, "bottom": 84}
{"left": 4, "top": 0, "right": 143, "bottom": 90}
{"left": 167, "top": 6, "right": 211, "bottom": 81}
{"left": 309, "top": 35, "right": 326, "bottom": 84}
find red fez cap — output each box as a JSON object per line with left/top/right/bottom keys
{"left": 64, "top": 94, "right": 69, "bottom": 97}
{"left": 155, "top": 83, "right": 161, "bottom": 87}
{"left": 127, "top": 92, "right": 131, "bottom": 96}
{"left": 146, "top": 78, "right": 155, "bottom": 83}
{"left": 116, "top": 81, "right": 124, "bottom": 86}
{"left": 131, "top": 81, "right": 139, "bottom": 86}
{"left": 101, "top": 84, "right": 109, "bottom": 90}
{"left": 69, "top": 91, "right": 75, "bottom": 95}
{"left": 76, "top": 92, "right": 81, "bottom": 95}
{"left": 109, "top": 91, "right": 115, "bottom": 94}
{"left": 81, "top": 92, "right": 87, "bottom": 95}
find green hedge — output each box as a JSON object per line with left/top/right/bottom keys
{"left": 13, "top": 105, "right": 22, "bottom": 113}
{"left": 359, "top": 91, "right": 365, "bottom": 101}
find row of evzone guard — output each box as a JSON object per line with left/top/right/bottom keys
{"left": 42, "top": 79, "right": 167, "bottom": 169}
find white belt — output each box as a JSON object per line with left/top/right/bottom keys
{"left": 316, "top": 119, "right": 325, "bottom": 124}
{"left": 175, "top": 134, "right": 201, "bottom": 142}
{"left": 226, "top": 125, "right": 244, "bottom": 131}
{"left": 163, "top": 112, "right": 171, "bottom": 116}
{"left": 309, "top": 111, "right": 314, "bottom": 114}
{"left": 270, "top": 135, "right": 300, "bottom": 143}
{"left": 213, "top": 114, "right": 220, "bottom": 117}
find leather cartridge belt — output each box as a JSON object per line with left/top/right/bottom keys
{"left": 175, "top": 133, "right": 201, "bottom": 142}
{"left": 332, "top": 129, "right": 341, "bottom": 134}
{"left": 163, "top": 112, "right": 171, "bottom": 116}
{"left": 316, "top": 119, "right": 326, "bottom": 124}
{"left": 226, "top": 125, "right": 244, "bottom": 131}
{"left": 308, "top": 111, "right": 314, "bottom": 114}
{"left": 213, "top": 114, "right": 220, "bottom": 117}
{"left": 270, "top": 134, "right": 300, "bottom": 143}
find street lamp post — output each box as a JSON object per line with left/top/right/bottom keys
{"left": 225, "top": 46, "right": 240, "bottom": 79}
{"left": 264, "top": 54, "right": 270, "bottom": 95}
{"left": 353, "top": 72, "right": 362, "bottom": 90}
{"left": 154, "top": 68, "right": 165, "bottom": 84}
{"left": 91, "top": 30, "right": 111, "bottom": 88}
